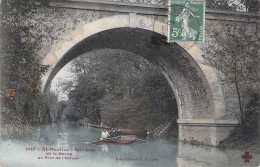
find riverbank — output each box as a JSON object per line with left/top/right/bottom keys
{"left": 218, "top": 126, "right": 259, "bottom": 153}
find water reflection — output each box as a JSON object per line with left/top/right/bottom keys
{"left": 101, "top": 144, "right": 109, "bottom": 152}
{"left": 1, "top": 122, "right": 259, "bottom": 167}
{"left": 178, "top": 142, "right": 260, "bottom": 167}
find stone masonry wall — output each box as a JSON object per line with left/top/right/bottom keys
{"left": 24, "top": 4, "right": 259, "bottom": 120}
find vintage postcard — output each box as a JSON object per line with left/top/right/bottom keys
{"left": 0, "top": 0, "right": 259, "bottom": 167}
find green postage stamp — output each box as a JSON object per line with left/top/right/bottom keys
{"left": 168, "top": 0, "right": 205, "bottom": 42}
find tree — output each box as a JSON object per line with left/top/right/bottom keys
{"left": 241, "top": 0, "right": 260, "bottom": 12}
{"left": 68, "top": 78, "right": 105, "bottom": 124}
{"left": 55, "top": 50, "right": 178, "bottom": 131}
{"left": 206, "top": 0, "right": 235, "bottom": 11}
{"left": 206, "top": 0, "right": 260, "bottom": 12}
{"left": 203, "top": 21, "right": 260, "bottom": 124}
{"left": 1, "top": 0, "right": 50, "bottom": 88}
{"left": 0, "top": 0, "right": 51, "bottom": 125}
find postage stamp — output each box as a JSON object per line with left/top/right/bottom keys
{"left": 168, "top": 0, "right": 205, "bottom": 43}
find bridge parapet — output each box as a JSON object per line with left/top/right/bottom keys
{"left": 52, "top": 0, "right": 259, "bottom": 22}
{"left": 66, "top": 0, "right": 167, "bottom": 6}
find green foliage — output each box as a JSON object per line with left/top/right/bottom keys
{"left": 0, "top": 0, "right": 51, "bottom": 125}
{"left": 243, "top": 93, "right": 259, "bottom": 129}
{"left": 68, "top": 79, "right": 105, "bottom": 124}
{"left": 205, "top": 35, "right": 259, "bottom": 84}
{"left": 219, "top": 93, "right": 259, "bottom": 149}
{"left": 206, "top": 0, "right": 260, "bottom": 12}
{"left": 1, "top": 0, "right": 50, "bottom": 88}
{"left": 58, "top": 52, "right": 178, "bottom": 132}
{"left": 241, "top": 0, "right": 260, "bottom": 12}
{"left": 203, "top": 21, "right": 260, "bottom": 122}
{"left": 206, "top": 0, "right": 235, "bottom": 11}
{"left": 1, "top": 123, "right": 38, "bottom": 141}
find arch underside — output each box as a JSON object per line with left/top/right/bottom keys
{"left": 44, "top": 28, "right": 214, "bottom": 120}
{"left": 41, "top": 14, "right": 239, "bottom": 146}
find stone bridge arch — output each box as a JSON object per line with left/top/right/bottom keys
{"left": 42, "top": 14, "right": 238, "bottom": 146}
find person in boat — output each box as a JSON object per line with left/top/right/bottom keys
{"left": 101, "top": 130, "right": 110, "bottom": 140}
{"left": 110, "top": 128, "right": 116, "bottom": 138}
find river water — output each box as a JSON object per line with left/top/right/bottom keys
{"left": 1, "top": 121, "right": 259, "bottom": 167}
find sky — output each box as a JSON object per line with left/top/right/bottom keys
{"left": 50, "top": 63, "right": 74, "bottom": 101}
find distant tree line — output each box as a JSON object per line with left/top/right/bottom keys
{"left": 57, "top": 50, "right": 178, "bottom": 131}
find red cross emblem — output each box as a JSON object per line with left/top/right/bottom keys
{"left": 241, "top": 152, "right": 252, "bottom": 163}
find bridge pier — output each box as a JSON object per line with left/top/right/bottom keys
{"left": 178, "top": 119, "right": 239, "bottom": 146}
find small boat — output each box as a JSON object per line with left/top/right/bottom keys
{"left": 87, "top": 124, "right": 148, "bottom": 138}
{"left": 92, "top": 138, "right": 134, "bottom": 144}
{"left": 87, "top": 124, "right": 113, "bottom": 130}
{"left": 116, "top": 130, "right": 148, "bottom": 138}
